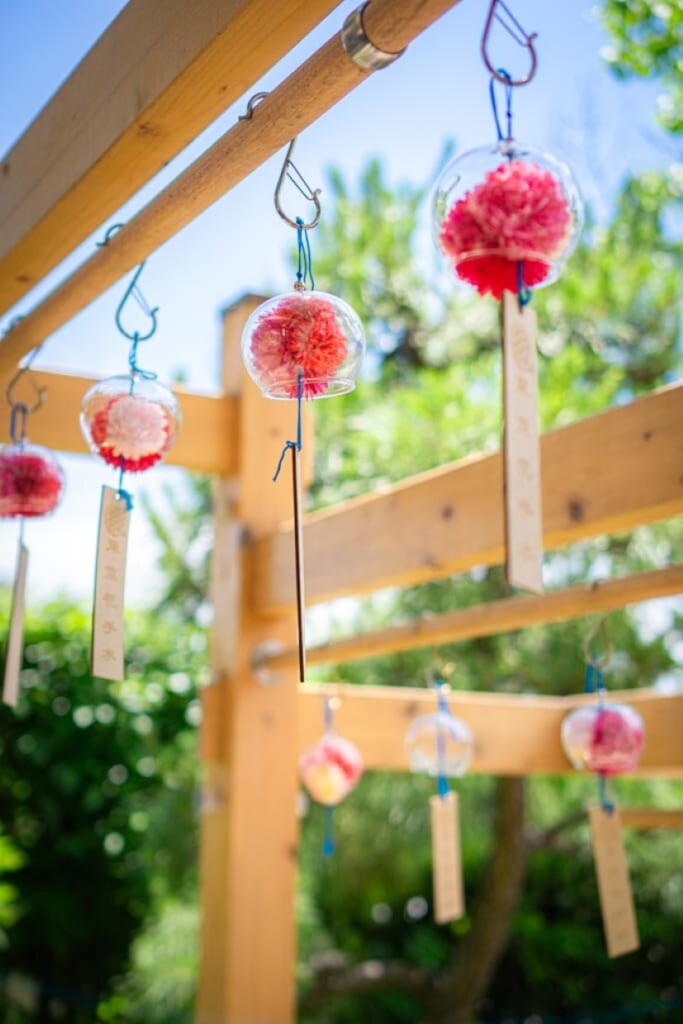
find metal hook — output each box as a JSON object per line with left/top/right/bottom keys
{"left": 5, "top": 345, "right": 46, "bottom": 417}
{"left": 114, "top": 259, "right": 159, "bottom": 343}
{"left": 481, "top": 0, "right": 538, "bottom": 87}
{"left": 583, "top": 615, "right": 614, "bottom": 670}
{"left": 238, "top": 91, "right": 269, "bottom": 121}
{"left": 274, "top": 138, "right": 322, "bottom": 231}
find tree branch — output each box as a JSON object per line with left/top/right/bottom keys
{"left": 301, "top": 954, "right": 434, "bottom": 1012}
{"left": 429, "top": 777, "right": 527, "bottom": 1024}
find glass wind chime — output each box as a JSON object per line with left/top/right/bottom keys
{"left": 241, "top": 137, "right": 366, "bottom": 682}
{"left": 561, "top": 618, "right": 645, "bottom": 958}
{"left": 432, "top": 0, "right": 583, "bottom": 593}
{"left": 1, "top": 351, "right": 65, "bottom": 706}
{"left": 80, "top": 239, "right": 181, "bottom": 681}
{"left": 406, "top": 683, "right": 473, "bottom": 923}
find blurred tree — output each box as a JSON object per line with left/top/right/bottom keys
{"left": 598, "top": 0, "right": 683, "bottom": 134}
{"left": 0, "top": 600, "right": 206, "bottom": 1022}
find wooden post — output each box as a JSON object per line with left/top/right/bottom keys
{"left": 197, "top": 294, "right": 307, "bottom": 1023}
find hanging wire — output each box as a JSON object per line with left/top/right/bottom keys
{"left": 583, "top": 615, "right": 614, "bottom": 672}
{"left": 274, "top": 138, "right": 322, "bottom": 231}
{"left": 435, "top": 682, "right": 451, "bottom": 799}
{"left": 481, "top": 0, "right": 538, "bottom": 87}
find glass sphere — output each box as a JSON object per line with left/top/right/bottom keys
{"left": 561, "top": 701, "right": 645, "bottom": 776}
{"left": 432, "top": 141, "right": 583, "bottom": 299}
{"left": 0, "top": 442, "right": 65, "bottom": 518}
{"left": 241, "top": 289, "right": 366, "bottom": 399}
{"left": 405, "top": 711, "right": 473, "bottom": 778}
{"left": 81, "top": 374, "right": 180, "bottom": 473}
{"left": 299, "top": 733, "right": 363, "bottom": 806}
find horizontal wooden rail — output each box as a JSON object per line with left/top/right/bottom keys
{"left": 0, "top": 0, "right": 461, "bottom": 375}
{"left": 254, "top": 384, "right": 683, "bottom": 611}
{"left": 0, "top": 369, "right": 237, "bottom": 475}
{"left": 264, "top": 564, "right": 683, "bottom": 669}
{"left": 297, "top": 684, "right": 683, "bottom": 778}
{"left": 621, "top": 808, "right": 683, "bottom": 830}
{"left": 0, "top": 0, "right": 343, "bottom": 317}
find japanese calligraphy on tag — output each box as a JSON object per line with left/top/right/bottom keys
{"left": 589, "top": 805, "right": 640, "bottom": 958}
{"left": 430, "top": 791, "right": 465, "bottom": 923}
{"left": 92, "top": 486, "right": 130, "bottom": 681}
{"left": 502, "top": 291, "right": 543, "bottom": 593}
{"left": 3, "top": 542, "right": 29, "bottom": 707}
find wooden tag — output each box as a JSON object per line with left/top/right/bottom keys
{"left": 589, "top": 805, "right": 640, "bottom": 957}
{"left": 502, "top": 291, "right": 543, "bottom": 593}
{"left": 430, "top": 791, "right": 465, "bottom": 923}
{"left": 91, "top": 486, "right": 130, "bottom": 681}
{"left": 3, "top": 542, "right": 29, "bottom": 708}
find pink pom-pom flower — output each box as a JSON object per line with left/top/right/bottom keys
{"left": 439, "top": 159, "right": 572, "bottom": 300}
{"left": 0, "top": 443, "right": 64, "bottom": 518}
{"left": 561, "top": 702, "right": 645, "bottom": 777}
{"left": 299, "top": 733, "right": 364, "bottom": 806}
{"left": 81, "top": 377, "right": 180, "bottom": 473}
{"left": 242, "top": 290, "right": 365, "bottom": 399}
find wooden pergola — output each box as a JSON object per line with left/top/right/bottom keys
{"left": 1, "top": 1, "right": 682, "bottom": 1021}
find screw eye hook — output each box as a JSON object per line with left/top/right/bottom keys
{"left": 5, "top": 343, "right": 46, "bottom": 418}
{"left": 114, "top": 259, "right": 159, "bottom": 343}
{"left": 583, "top": 615, "right": 614, "bottom": 670}
{"left": 481, "top": 0, "right": 538, "bottom": 87}
{"left": 274, "top": 138, "right": 322, "bottom": 231}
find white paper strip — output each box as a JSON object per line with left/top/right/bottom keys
{"left": 589, "top": 805, "right": 640, "bottom": 958}
{"left": 430, "top": 790, "right": 465, "bottom": 923}
{"left": 502, "top": 291, "right": 543, "bottom": 593}
{"left": 3, "top": 541, "right": 29, "bottom": 707}
{"left": 92, "top": 486, "right": 130, "bottom": 681}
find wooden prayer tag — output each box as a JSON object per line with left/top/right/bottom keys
{"left": 589, "top": 805, "right": 640, "bottom": 958}
{"left": 430, "top": 790, "right": 465, "bottom": 923}
{"left": 501, "top": 291, "right": 543, "bottom": 593}
{"left": 2, "top": 542, "right": 29, "bottom": 707}
{"left": 92, "top": 486, "right": 130, "bottom": 681}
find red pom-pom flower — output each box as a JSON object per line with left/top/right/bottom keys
{"left": 561, "top": 702, "right": 645, "bottom": 777}
{"left": 0, "top": 443, "right": 64, "bottom": 518}
{"left": 439, "top": 160, "right": 571, "bottom": 299}
{"left": 299, "top": 733, "right": 364, "bottom": 806}
{"left": 242, "top": 291, "right": 365, "bottom": 399}
{"left": 81, "top": 377, "right": 180, "bottom": 473}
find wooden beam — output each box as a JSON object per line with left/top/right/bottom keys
{"left": 0, "top": 0, "right": 462, "bottom": 374}
{"left": 264, "top": 564, "right": 683, "bottom": 669}
{"left": 621, "top": 808, "right": 683, "bottom": 830}
{"left": 197, "top": 296, "right": 305, "bottom": 1023}
{"left": 0, "top": 0, "right": 344, "bottom": 316}
{"left": 256, "top": 384, "right": 683, "bottom": 611}
{"left": 297, "top": 685, "right": 683, "bottom": 778}
{"left": 0, "top": 369, "right": 237, "bottom": 475}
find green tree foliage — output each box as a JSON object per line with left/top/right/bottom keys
{"left": 598, "top": 0, "right": 683, "bottom": 133}
{"left": 0, "top": 600, "right": 206, "bottom": 1022}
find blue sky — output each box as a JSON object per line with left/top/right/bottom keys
{"left": 0, "top": 0, "right": 673, "bottom": 602}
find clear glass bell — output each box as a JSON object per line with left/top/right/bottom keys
{"left": 561, "top": 701, "right": 645, "bottom": 776}
{"left": 241, "top": 289, "right": 366, "bottom": 399}
{"left": 405, "top": 711, "right": 473, "bottom": 778}
{"left": 299, "top": 733, "right": 364, "bottom": 806}
{"left": 81, "top": 374, "right": 181, "bottom": 473}
{"left": 432, "top": 141, "right": 583, "bottom": 299}
{"left": 0, "top": 441, "right": 65, "bottom": 518}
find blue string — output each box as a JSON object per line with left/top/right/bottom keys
{"left": 322, "top": 805, "right": 335, "bottom": 857}
{"left": 516, "top": 261, "right": 532, "bottom": 308}
{"left": 295, "top": 217, "right": 315, "bottom": 290}
{"left": 489, "top": 69, "right": 514, "bottom": 142}
{"left": 272, "top": 373, "right": 304, "bottom": 482}
{"left": 322, "top": 697, "right": 336, "bottom": 855}
{"left": 435, "top": 682, "right": 450, "bottom": 799}
{"left": 598, "top": 772, "right": 614, "bottom": 814}
{"left": 584, "top": 663, "right": 594, "bottom": 694}
{"left": 128, "top": 335, "right": 158, "bottom": 381}
{"left": 116, "top": 461, "right": 133, "bottom": 511}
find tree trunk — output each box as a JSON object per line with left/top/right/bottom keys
{"left": 427, "top": 776, "right": 527, "bottom": 1024}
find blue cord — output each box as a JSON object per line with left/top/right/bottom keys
{"left": 272, "top": 373, "right": 304, "bottom": 482}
